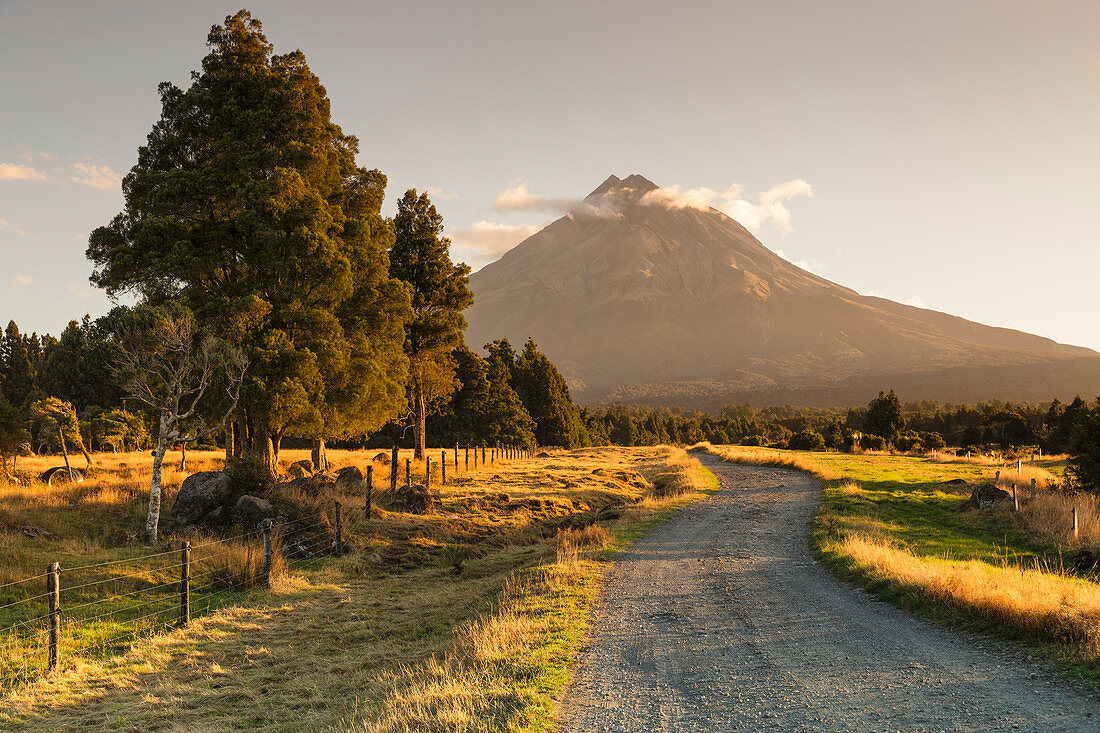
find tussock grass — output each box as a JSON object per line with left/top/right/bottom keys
{"left": 836, "top": 532, "right": 1100, "bottom": 651}
{"left": 1, "top": 446, "right": 717, "bottom": 730}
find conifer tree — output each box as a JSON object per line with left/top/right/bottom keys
{"left": 389, "top": 189, "right": 473, "bottom": 458}
{"left": 2, "top": 321, "right": 35, "bottom": 408}
{"left": 86, "top": 11, "right": 410, "bottom": 479}
{"left": 512, "top": 338, "right": 588, "bottom": 448}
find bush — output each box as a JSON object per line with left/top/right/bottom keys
{"left": 789, "top": 430, "right": 826, "bottom": 451}
{"left": 860, "top": 434, "right": 887, "bottom": 451}
{"left": 921, "top": 431, "right": 946, "bottom": 450}
{"left": 741, "top": 435, "right": 766, "bottom": 447}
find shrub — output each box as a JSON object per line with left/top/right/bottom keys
{"left": 860, "top": 434, "right": 887, "bottom": 451}
{"left": 741, "top": 435, "right": 766, "bottom": 447}
{"left": 789, "top": 430, "right": 826, "bottom": 451}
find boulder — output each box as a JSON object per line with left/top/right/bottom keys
{"left": 235, "top": 494, "right": 274, "bottom": 526}
{"left": 302, "top": 472, "right": 338, "bottom": 495}
{"left": 965, "top": 483, "right": 1011, "bottom": 509}
{"left": 392, "top": 483, "right": 434, "bottom": 514}
{"left": 41, "top": 466, "right": 84, "bottom": 486}
{"left": 171, "top": 471, "right": 233, "bottom": 524}
{"left": 335, "top": 465, "right": 365, "bottom": 492}
{"left": 372, "top": 451, "right": 391, "bottom": 465}
{"left": 287, "top": 460, "right": 314, "bottom": 479}
{"left": 202, "top": 506, "right": 229, "bottom": 525}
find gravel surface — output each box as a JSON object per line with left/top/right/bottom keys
{"left": 559, "top": 457, "right": 1100, "bottom": 732}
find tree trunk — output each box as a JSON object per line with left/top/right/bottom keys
{"left": 180, "top": 442, "right": 187, "bottom": 473}
{"left": 311, "top": 438, "right": 329, "bottom": 473}
{"left": 224, "top": 422, "right": 235, "bottom": 465}
{"left": 233, "top": 419, "right": 244, "bottom": 459}
{"left": 79, "top": 442, "right": 93, "bottom": 469}
{"left": 147, "top": 413, "right": 170, "bottom": 545}
{"left": 272, "top": 429, "right": 284, "bottom": 466}
{"left": 243, "top": 413, "right": 278, "bottom": 481}
{"left": 414, "top": 387, "right": 426, "bottom": 460}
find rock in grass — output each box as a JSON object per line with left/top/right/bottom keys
{"left": 965, "top": 483, "right": 1011, "bottom": 509}
{"left": 335, "top": 466, "right": 365, "bottom": 492}
{"left": 235, "top": 494, "right": 274, "bottom": 526}
{"left": 171, "top": 471, "right": 233, "bottom": 524}
{"left": 287, "top": 459, "right": 314, "bottom": 479}
{"left": 372, "top": 451, "right": 391, "bottom": 465}
{"left": 392, "top": 483, "right": 434, "bottom": 514}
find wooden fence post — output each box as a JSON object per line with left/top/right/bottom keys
{"left": 473, "top": 447, "right": 478, "bottom": 468}
{"left": 441, "top": 451, "right": 446, "bottom": 486}
{"left": 426, "top": 457, "right": 431, "bottom": 490}
{"left": 454, "top": 444, "right": 458, "bottom": 471}
{"left": 262, "top": 519, "right": 273, "bottom": 589}
{"left": 47, "top": 562, "right": 60, "bottom": 671}
{"left": 334, "top": 501, "right": 343, "bottom": 554}
{"left": 1073, "top": 507, "right": 1079, "bottom": 539}
{"left": 406, "top": 458, "right": 411, "bottom": 488}
{"left": 1030, "top": 478, "right": 1036, "bottom": 500}
{"left": 390, "top": 446, "right": 399, "bottom": 492}
{"left": 1012, "top": 484, "right": 1018, "bottom": 512}
{"left": 482, "top": 446, "right": 486, "bottom": 466}
{"left": 365, "top": 465, "right": 373, "bottom": 520}
{"left": 465, "top": 446, "right": 469, "bottom": 471}
{"left": 180, "top": 541, "right": 190, "bottom": 627}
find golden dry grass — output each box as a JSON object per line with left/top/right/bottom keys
{"left": 838, "top": 531, "right": 1100, "bottom": 650}
{"left": 0, "top": 445, "right": 717, "bottom": 731}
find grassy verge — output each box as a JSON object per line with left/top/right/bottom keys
{"left": 0, "top": 446, "right": 716, "bottom": 731}
{"left": 696, "top": 443, "right": 1100, "bottom": 679}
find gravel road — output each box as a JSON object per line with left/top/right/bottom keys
{"left": 559, "top": 456, "right": 1100, "bottom": 732}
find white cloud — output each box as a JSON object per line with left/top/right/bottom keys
{"left": 11, "top": 274, "right": 36, "bottom": 286}
{"left": 426, "top": 185, "right": 461, "bottom": 201}
{"left": 492, "top": 179, "right": 622, "bottom": 219}
{"left": 904, "top": 295, "right": 926, "bottom": 308}
{"left": 67, "top": 163, "right": 121, "bottom": 191}
{"left": 775, "top": 249, "right": 825, "bottom": 275}
{"left": 0, "top": 163, "right": 47, "bottom": 181}
{"left": 640, "top": 179, "right": 814, "bottom": 234}
{"left": 0, "top": 218, "right": 27, "bottom": 237}
{"left": 866, "top": 289, "right": 886, "bottom": 298}
{"left": 450, "top": 220, "right": 544, "bottom": 268}
{"left": 67, "top": 281, "right": 94, "bottom": 299}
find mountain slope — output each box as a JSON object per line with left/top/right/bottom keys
{"left": 465, "top": 175, "right": 1100, "bottom": 408}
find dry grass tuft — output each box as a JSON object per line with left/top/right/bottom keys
{"left": 838, "top": 531, "right": 1100, "bottom": 652}
{"left": 553, "top": 525, "right": 611, "bottom": 556}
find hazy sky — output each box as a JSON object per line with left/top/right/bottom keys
{"left": 2, "top": 0, "right": 1098, "bottom": 350}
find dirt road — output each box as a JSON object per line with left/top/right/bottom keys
{"left": 560, "top": 457, "right": 1100, "bottom": 732}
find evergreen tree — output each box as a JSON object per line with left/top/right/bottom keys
{"left": 512, "top": 339, "right": 587, "bottom": 448}
{"left": 0, "top": 393, "right": 28, "bottom": 480}
{"left": 2, "top": 321, "right": 35, "bottom": 408}
{"left": 865, "top": 389, "right": 906, "bottom": 444}
{"left": 441, "top": 345, "right": 534, "bottom": 446}
{"left": 1067, "top": 399, "right": 1100, "bottom": 492}
{"left": 86, "top": 11, "right": 410, "bottom": 478}
{"left": 389, "top": 189, "right": 473, "bottom": 458}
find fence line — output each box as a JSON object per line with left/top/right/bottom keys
{"left": 0, "top": 444, "right": 536, "bottom": 689}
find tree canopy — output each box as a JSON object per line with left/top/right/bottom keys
{"left": 86, "top": 10, "right": 410, "bottom": 476}
{"left": 389, "top": 189, "right": 473, "bottom": 457}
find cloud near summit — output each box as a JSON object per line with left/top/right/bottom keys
{"left": 641, "top": 179, "right": 814, "bottom": 234}
{"left": 492, "top": 177, "right": 814, "bottom": 233}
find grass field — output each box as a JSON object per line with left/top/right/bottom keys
{"left": 0, "top": 445, "right": 717, "bottom": 730}
{"left": 698, "top": 443, "right": 1100, "bottom": 678}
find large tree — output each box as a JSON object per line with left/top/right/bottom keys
{"left": 389, "top": 189, "right": 473, "bottom": 459}
{"left": 865, "top": 389, "right": 906, "bottom": 445}
{"left": 1, "top": 321, "right": 35, "bottom": 408}
{"left": 512, "top": 338, "right": 588, "bottom": 448}
{"left": 86, "top": 11, "right": 410, "bottom": 479}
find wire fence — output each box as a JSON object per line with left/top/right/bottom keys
{"left": 0, "top": 445, "right": 534, "bottom": 691}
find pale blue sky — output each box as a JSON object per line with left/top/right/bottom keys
{"left": 1, "top": 0, "right": 1098, "bottom": 350}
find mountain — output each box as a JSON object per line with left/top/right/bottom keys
{"left": 465, "top": 174, "right": 1100, "bottom": 409}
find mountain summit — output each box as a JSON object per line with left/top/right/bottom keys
{"left": 465, "top": 175, "right": 1100, "bottom": 408}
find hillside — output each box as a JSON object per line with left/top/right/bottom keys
{"left": 465, "top": 174, "right": 1100, "bottom": 409}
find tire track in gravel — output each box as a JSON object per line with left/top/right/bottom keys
{"left": 559, "top": 456, "right": 1100, "bottom": 732}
